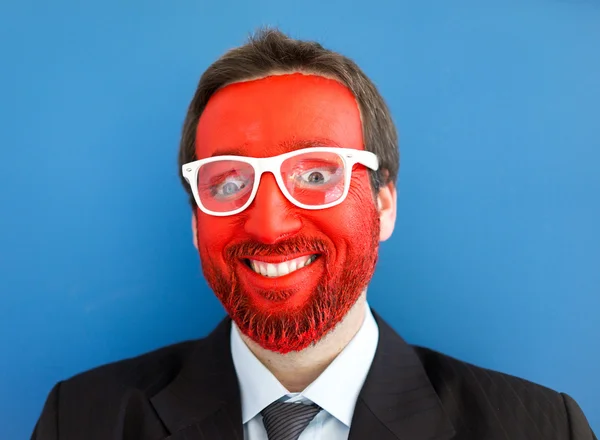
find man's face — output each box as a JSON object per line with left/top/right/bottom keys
{"left": 194, "top": 73, "right": 381, "bottom": 353}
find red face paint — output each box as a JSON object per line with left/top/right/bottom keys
{"left": 195, "top": 73, "right": 380, "bottom": 353}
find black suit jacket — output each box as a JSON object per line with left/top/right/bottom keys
{"left": 32, "top": 311, "right": 596, "bottom": 440}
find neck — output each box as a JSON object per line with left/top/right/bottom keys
{"left": 239, "top": 292, "right": 367, "bottom": 392}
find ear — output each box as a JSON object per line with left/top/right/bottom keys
{"left": 377, "top": 181, "right": 397, "bottom": 242}
{"left": 191, "top": 212, "right": 199, "bottom": 250}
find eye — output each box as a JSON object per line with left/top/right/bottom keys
{"left": 297, "top": 167, "right": 341, "bottom": 187}
{"left": 212, "top": 176, "right": 250, "bottom": 199}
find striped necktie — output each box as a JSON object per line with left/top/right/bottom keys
{"left": 260, "top": 401, "right": 321, "bottom": 440}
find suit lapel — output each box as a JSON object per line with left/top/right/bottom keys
{"left": 349, "top": 310, "right": 455, "bottom": 440}
{"left": 151, "top": 318, "right": 243, "bottom": 440}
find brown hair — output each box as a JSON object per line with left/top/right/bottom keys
{"left": 178, "top": 27, "right": 399, "bottom": 208}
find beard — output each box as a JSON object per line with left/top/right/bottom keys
{"left": 199, "top": 208, "right": 381, "bottom": 354}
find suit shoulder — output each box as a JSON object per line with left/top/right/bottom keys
{"left": 412, "top": 344, "right": 565, "bottom": 402}
{"left": 60, "top": 338, "right": 201, "bottom": 397}
{"left": 412, "top": 345, "right": 572, "bottom": 437}
{"left": 36, "top": 339, "right": 206, "bottom": 439}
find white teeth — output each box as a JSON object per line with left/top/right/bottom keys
{"left": 277, "top": 262, "right": 290, "bottom": 276}
{"left": 249, "top": 255, "right": 317, "bottom": 278}
{"left": 266, "top": 264, "right": 277, "bottom": 277}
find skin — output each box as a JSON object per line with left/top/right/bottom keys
{"left": 192, "top": 73, "right": 397, "bottom": 390}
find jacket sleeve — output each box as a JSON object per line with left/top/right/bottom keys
{"left": 31, "top": 382, "right": 61, "bottom": 440}
{"left": 562, "top": 393, "right": 596, "bottom": 440}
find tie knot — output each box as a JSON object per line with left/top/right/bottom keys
{"left": 260, "top": 401, "right": 321, "bottom": 440}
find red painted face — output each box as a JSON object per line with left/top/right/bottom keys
{"left": 195, "top": 73, "right": 380, "bottom": 353}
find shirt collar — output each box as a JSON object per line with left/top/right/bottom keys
{"left": 230, "top": 322, "right": 288, "bottom": 423}
{"left": 230, "top": 303, "right": 379, "bottom": 427}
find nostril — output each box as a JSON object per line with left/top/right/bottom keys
{"left": 243, "top": 204, "right": 303, "bottom": 244}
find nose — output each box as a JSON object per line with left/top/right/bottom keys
{"left": 244, "top": 173, "right": 302, "bottom": 244}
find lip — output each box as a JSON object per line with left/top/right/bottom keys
{"left": 240, "top": 252, "right": 317, "bottom": 264}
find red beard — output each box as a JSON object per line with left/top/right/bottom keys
{"left": 198, "top": 206, "right": 381, "bottom": 354}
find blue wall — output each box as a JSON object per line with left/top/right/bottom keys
{"left": 1, "top": 0, "right": 598, "bottom": 437}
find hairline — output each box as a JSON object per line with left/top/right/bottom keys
{"left": 213, "top": 70, "right": 365, "bottom": 125}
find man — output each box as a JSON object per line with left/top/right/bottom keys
{"left": 32, "top": 28, "right": 595, "bottom": 440}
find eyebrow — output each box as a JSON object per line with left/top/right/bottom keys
{"left": 210, "top": 148, "right": 246, "bottom": 157}
{"left": 284, "top": 138, "right": 342, "bottom": 150}
{"left": 210, "top": 139, "right": 342, "bottom": 158}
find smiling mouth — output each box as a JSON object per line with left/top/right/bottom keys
{"left": 244, "top": 254, "right": 319, "bottom": 278}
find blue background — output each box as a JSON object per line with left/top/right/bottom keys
{"left": 1, "top": 0, "right": 598, "bottom": 438}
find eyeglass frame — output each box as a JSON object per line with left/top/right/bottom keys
{"left": 181, "top": 147, "right": 380, "bottom": 217}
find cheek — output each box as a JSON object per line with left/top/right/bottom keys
{"left": 341, "top": 170, "right": 377, "bottom": 225}
{"left": 312, "top": 171, "right": 377, "bottom": 245}
{"left": 347, "top": 167, "right": 374, "bottom": 199}
{"left": 195, "top": 210, "right": 239, "bottom": 255}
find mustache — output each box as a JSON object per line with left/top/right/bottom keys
{"left": 225, "top": 236, "right": 329, "bottom": 260}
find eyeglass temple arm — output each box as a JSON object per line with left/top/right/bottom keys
{"left": 355, "top": 151, "right": 379, "bottom": 171}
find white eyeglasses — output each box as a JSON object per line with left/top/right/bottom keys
{"left": 181, "top": 147, "right": 379, "bottom": 217}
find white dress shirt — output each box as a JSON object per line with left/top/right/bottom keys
{"left": 230, "top": 304, "right": 379, "bottom": 440}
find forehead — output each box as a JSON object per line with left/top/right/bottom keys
{"left": 195, "top": 73, "right": 364, "bottom": 159}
